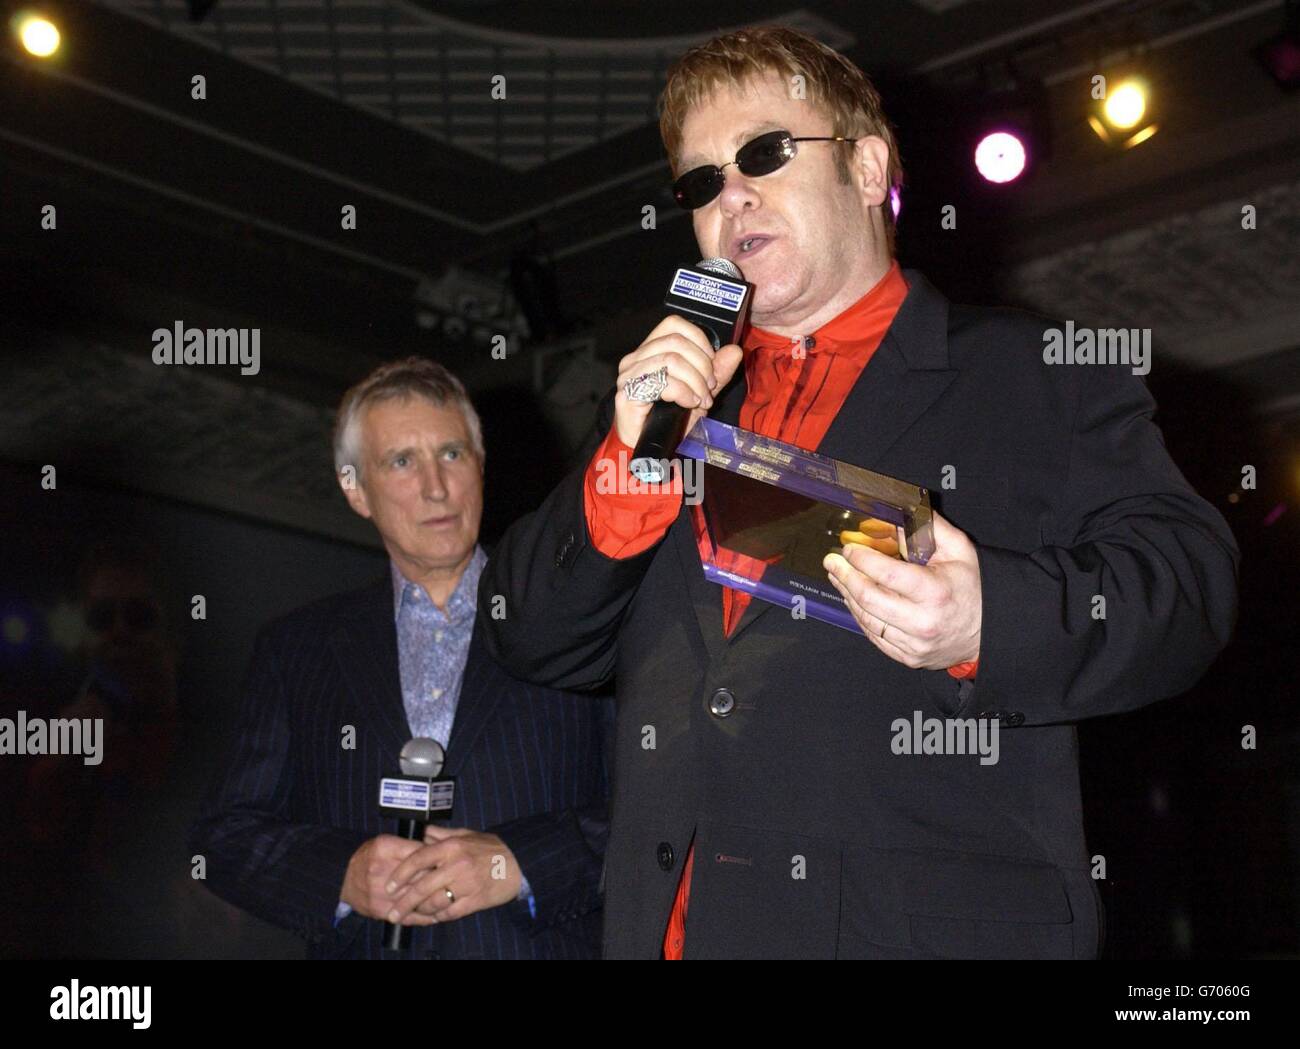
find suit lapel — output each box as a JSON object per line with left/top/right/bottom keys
{"left": 330, "top": 578, "right": 410, "bottom": 767}
{"left": 670, "top": 511, "right": 728, "bottom": 662}
{"left": 443, "top": 622, "right": 508, "bottom": 778}
{"left": 816, "top": 272, "right": 957, "bottom": 469}
{"left": 675, "top": 269, "right": 958, "bottom": 648}
{"left": 668, "top": 368, "right": 747, "bottom": 661}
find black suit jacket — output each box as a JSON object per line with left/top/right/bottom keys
{"left": 477, "top": 270, "right": 1240, "bottom": 959}
{"left": 189, "top": 576, "right": 611, "bottom": 959}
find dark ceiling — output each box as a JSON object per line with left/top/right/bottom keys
{"left": 0, "top": 0, "right": 1295, "bottom": 410}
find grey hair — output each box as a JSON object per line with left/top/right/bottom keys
{"left": 333, "top": 356, "right": 484, "bottom": 479}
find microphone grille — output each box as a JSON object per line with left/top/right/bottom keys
{"left": 697, "top": 257, "right": 743, "bottom": 280}
{"left": 399, "top": 737, "right": 446, "bottom": 778}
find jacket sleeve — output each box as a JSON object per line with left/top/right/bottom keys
{"left": 953, "top": 359, "right": 1240, "bottom": 725}
{"left": 489, "top": 694, "right": 614, "bottom": 931}
{"left": 478, "top": 391, "right": 667, "bottom": 691}
{"left": 187, "top": 626, "right": 370, "bottom": 945}
{"left": 491, "top": 803, "right": 610, "bottom": 930}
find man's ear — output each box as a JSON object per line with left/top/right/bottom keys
{"left": 338, "top": 466, "right": 372, "bottom": 519}
{"left": 852, "top": 135, "right": 891, "bottom": 209}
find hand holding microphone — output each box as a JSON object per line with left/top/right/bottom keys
{"left": 615, "top": 315, "right": 737, "bottom": 448}
{"left": 375, "top": 738, "right": 455, "bottom": 950}
{"left": 339, "top": 834, "right": 428, "bottom": 923}
{"left": 618, "top": 259, "right": 753, "bottom": 482}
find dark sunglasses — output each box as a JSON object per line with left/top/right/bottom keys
{"left": 672, "top": 128, "right": 857, "bottom": 210}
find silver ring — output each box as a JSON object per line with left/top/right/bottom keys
{"left": 445, "top": 888, "right": 455, "bottom": 903}
{"left": 624, "top": 366, "right": 668, "bottom": 404}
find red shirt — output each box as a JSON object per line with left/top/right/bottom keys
{"left": 581, "top": 261, "right": 977, "bottom": 958}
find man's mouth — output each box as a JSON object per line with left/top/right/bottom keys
{"left": 731, "top": 234, "right": 773, "bottom": 259}
{"left": 422, "top": 514, "right": 457, "bottom": 528}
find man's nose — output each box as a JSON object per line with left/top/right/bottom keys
{"left": 419, "top": 460, "right": 448, "bottom": 500}
{"left": 717, "top": 170, "right": 761, "bottom": 216}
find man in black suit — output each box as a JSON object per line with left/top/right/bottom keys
{"left": 190, "top": 358, "right": 609, "bottom": 959}
{"left": 477, "top": 27, "right": 1239, "bottom": 958}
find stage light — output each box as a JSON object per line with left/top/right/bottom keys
{"left": 1089, "top": 74, "right": 1158, "bottom": 150}
{"left": 14, "top": 12, "right": 60, "bottom": 57}
{"left": 974, "top": 131, "right": 1027, "bottom": 184}
{"left": 1121, "top": 124, "right": 1159, "bottom": 150}
{"left": 966, "top": 71, "right": 1048, "bottom": 187}
{"left": 1103, "top": 80, "right": 1146, "bottom": 129}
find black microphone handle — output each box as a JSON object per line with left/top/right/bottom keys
{"left": 629, "top": 312, "right": 723, "bottom": 483}
{"left": 629, "top": 400, "right": 691, "bottom": 484}
{"left": 382, "top": 817, "right": 425, "bottom": 952}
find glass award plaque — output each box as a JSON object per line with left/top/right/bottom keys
{"left": 678, "top": 418, "right": 935, "bottom": 633}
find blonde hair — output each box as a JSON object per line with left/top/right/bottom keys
{"left": 659, "top": 25, "right": 902, "bottom": 248}
{"left": 333, "top": 356, "right": 483, "bottom": 479}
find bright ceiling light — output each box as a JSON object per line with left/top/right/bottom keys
{"left": 974, "top": 131, "right": 1028, "bottom": 184}
{"left": 16, "top": 13, "right": 60, "bottom": 58}
{"left": 1103, "top": 80, "right": 1147, "bottom": 129}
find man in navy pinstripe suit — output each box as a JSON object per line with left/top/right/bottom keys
{"left": 190, "top": 357, "right": 610, "bottom": 959}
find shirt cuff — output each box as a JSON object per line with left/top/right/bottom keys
{"left": 333, "top": 901, "right": 353, "bottom": 927}
{"left": 582, "top": 426, "right": 683, "bottom": 559}
{"left": 946, "top": 659, "right": 979, "bottom": 680}
{"left": 517, "top": 874, "right": 537, "bottom": 919}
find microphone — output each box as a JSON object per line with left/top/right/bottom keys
{"left": 378, "top": 738, "right": 455, "bottom": 952}
{"left": 629, "top": 258, "right": 753, "bottom": 483}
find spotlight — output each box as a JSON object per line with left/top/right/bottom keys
{"left": 974, "top": 131, "right": 1028, "bottom": 184}
{"left": 13, "top": 12, "right": 60, "bottom": 57}
{"left": 1255, "top": 0, "right": 1300, "bottom": 90}
{"left": 1089, "top": 74, "right": 1158, "bottom": 149}
{"left": 1103, "top": 81, "right": 1146, "bottom": 129}
{"left": 967, "top": 70, "right": 1048, "bottom": 186}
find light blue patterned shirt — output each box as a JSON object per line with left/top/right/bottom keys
{"left": 391, "top": 548, "right": 486, "bottom": 748}
{"left": 335, "top": 546, "right": 533, "bottom": 925}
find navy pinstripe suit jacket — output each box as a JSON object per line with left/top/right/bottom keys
{"left": 189, "top": 575, "right": 611, "bottom": 959}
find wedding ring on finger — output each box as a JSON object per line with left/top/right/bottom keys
{"left": 624, "top": 365, "right": 669, "bottom": 403}
{"left": 445, "top": 888, "right": 455, "bottom": 904}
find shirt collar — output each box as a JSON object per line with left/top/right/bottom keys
{"left": 743, "top": 259, "right": 907, "bottom": 358}
{"left": 390, "top": 545, "right": 487, "bottom": 623}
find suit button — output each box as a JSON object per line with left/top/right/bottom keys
{"left": 977, "top": 710, "right": 998, "bottom": 720}
{"left": 656, "top": 841, "right": 675, "bottom": 871}
{"left": 1006, "top": 711, "right": 1025, "bottom": 727}
{"left": 709, "top": 688, "right": 736, "bottom": 717}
